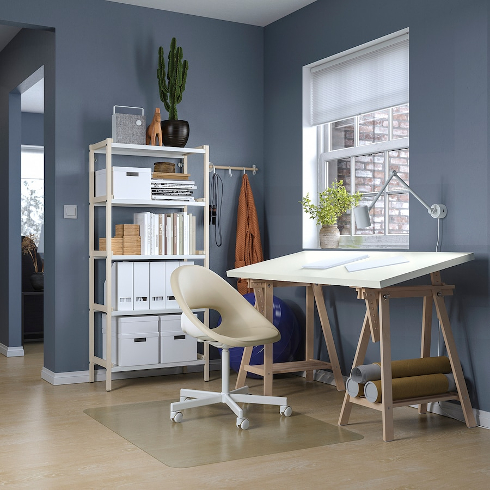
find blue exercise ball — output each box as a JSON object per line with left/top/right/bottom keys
{"left": 221, "top": 293, "right": 302, "bottom": 378}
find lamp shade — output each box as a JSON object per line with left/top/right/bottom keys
{"left": 354, "top": 205, "right": 372, "bottom": 228}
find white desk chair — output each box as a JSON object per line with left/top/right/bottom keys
{"left": 169, "top": 265, "right": 292, "bottom": 430}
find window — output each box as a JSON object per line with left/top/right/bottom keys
{"left": 21, "top": 145, "right": 44, "bottom": 245}
{"left": 303, "top": 29, "right": 409, "bottom": 249}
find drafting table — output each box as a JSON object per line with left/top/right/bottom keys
{"left": 227, "top": 250, "right": 477, "bottom": 441}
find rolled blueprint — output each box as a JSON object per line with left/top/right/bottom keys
{"left": 346, "top": 377, "right": 364, "bottom": 398}
{"left": 364, "top": 373, "right": 456, "bottom": 403}
{"left": 351, "top": 356, "right": 452, "bottom": 384}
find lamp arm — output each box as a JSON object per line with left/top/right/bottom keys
{"left": 367, "top": 172, "right": 395, "bottom": 211}
{"left": 391, "top": 170, "right": 432, "bottom": 212}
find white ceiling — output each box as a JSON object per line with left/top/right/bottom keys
{"left": 107, "top": 0, "right": 317, "bottom": 27}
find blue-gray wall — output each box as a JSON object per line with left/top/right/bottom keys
{"left": 2, "top": 0, "right": 489, "bottom": 414}
{"left": 0, "top": 27, "right": 54, "bottom": 354}
{"left": 264, "top": 0, "right": 490, "bottom": 412}
{"left": 0, "top": 0, "right": 264, "bottom": 372}
{"left": 22, "top": 112, "right": 44, "bottom": 146}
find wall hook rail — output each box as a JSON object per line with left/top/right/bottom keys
{"left": 208, "top": 163, "right": 259, "bottom": 175}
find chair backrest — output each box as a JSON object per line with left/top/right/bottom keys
{"left": 171, "top": 265, "right": 280, "bottom": 347}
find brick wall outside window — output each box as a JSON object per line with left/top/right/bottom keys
{"left": 331, "top": 105, "right": 409, "bottom": 236}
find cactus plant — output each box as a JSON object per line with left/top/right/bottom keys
{"left": 157, "top": 37, "right": 188, "bottom": 120}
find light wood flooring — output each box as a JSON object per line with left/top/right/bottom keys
{"left": 1, "top": 343, "right": 489, "bottom": 489}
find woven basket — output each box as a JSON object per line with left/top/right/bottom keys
{"left": 154, "top": 162, "right": 175, "bottom": 173}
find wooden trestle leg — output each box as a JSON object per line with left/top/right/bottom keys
{"left": 379, "top": 292, "right": 394, "bottom": 442}
{"left": 312, "top": 284, "right": 345, "bottom": 391}
{"left": 338, "top": 309, "right": 371, "bottom": 425}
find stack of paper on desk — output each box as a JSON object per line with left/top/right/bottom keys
{"left": 302, "top": 253, "right": 369, "bottom": 270}
{"left": 345, "top": 255, "right": 409, "bottom": 272}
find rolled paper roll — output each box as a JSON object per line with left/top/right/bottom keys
{"left": 346, "top": 377, "right": 364, "bottom": 398}
{"left": 351, "top": 356, "right": 451, "bottom": 383}
{"left": 350, "top": 364, "right": 381, "bottom": 384}
{"left": 364, "top": 373, "right": 455, "bottom": 403}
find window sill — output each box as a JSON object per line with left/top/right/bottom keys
{"left": 339, "top": 234, "right": 408, "bottom": 250}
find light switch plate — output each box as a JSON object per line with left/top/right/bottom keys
{"left": 64, "top": 205, "right": 77, "bottom": 219}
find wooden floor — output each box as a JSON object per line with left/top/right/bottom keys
{"left": 1, "top": 343, "right": 489, "bottom": 489}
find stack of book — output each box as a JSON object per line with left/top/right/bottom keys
{"left": 151, "top": 173, "right": 197, "bottom": 202}
{"left": 99, "top": 224, "right": 141, "bottom": 255}
{"left": 133, "top": 212, "right": 197, "bottom": 256}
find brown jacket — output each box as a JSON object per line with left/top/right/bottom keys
{"left": 235, "top": 174, "right": 263, "bottom": 294}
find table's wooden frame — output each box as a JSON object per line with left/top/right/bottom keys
{"left": 338, "top": 271, "right": 477, "bottom": 441}
{"left": 235, "top": 279, "right": 345, "bottom": 396}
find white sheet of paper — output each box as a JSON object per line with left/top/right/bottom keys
{"left": 302, "top": 253, "right": 369, "bottom": 270}
{"left": 345, "top": 255, "right": 409, "bottom": 272}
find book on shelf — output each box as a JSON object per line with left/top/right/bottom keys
{"left": 133, "top": 211, "right": 197, "bottom": 257}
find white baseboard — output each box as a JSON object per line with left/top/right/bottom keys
{"left": 41, "top": 360, "right": 221, "bottom": 386}
{"left": 314, "top": 369, "right": 489, "bottom": 430}
{"left": 0, "top": 343, "right": 24, "bottom": 357}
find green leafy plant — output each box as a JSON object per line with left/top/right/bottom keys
{"left": 301, "top": 180, "right": 361, "bottom": 226}
{"left": 157, "top": 37, "right": 188, "bottom": 120}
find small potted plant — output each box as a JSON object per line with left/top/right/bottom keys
{"left": 22, "top": 234, "right": 44, "bottom": 290}
{"left": 301, "top": 180, "right": 361, "bottom": 248}
{"left": 157, "top": 37, "right": 189, "bottom": 147}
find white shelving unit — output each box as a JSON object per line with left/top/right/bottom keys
{"left": 89, "top": 138, "right": 210, "bottom": 391}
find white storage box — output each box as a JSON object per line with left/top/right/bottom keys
{"left": 160, "top": 331, "right": 197, "bottom": 364}
{"left": 95, "top": 166, "right": 151, "bottom": 200}
{"left": 118, "top": 331, "right": 159, "bottom": 366}
{"left": 159, "top": 314, "right": 181, "bottom": 333}
{"left": 118, "top": 315, "right": 159, "bottom": 334}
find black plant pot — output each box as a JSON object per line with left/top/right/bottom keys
{"left": 161, "top": 120, "right": 189, "bottom": 148}
{"left": 30, "top": 272, "right": 44, "bottom": 291}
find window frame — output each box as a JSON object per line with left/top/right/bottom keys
{"left": 318, "top": 107, "right": 409, "bottom": 239}
{"left": 302, "top": 29, "right": 409, "bottom": 250}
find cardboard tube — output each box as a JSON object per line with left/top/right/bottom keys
{"left": 364, "top": 373, "right": 454, "bottom": 403}
{"left": 351, "top": 356, "right": 451, "bottom": 383}
{"left": 350, "top": 364, "right": 381, "bottom": 384}
{"left": 346, "top": 377, "right": 364, "bottom": 397}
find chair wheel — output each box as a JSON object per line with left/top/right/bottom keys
{"left": 236, "top": 417, "right": 249, "bottom": 430}
{"left": 280, "top": 405, "right": 292, "bottom": 417}
{"left": 171, "top": 411, "right": 183, "bottom": 423}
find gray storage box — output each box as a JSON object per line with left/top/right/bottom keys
{"left": 112, "top": 105, "right": 146, "bottom": 145}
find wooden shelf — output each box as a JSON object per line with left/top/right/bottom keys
{"left": 107, "top": 308, "right": 205, "bottom": 317}
{"left": 92, "top": 252, "right": 205, "bottom": 261}
{"left": 89, "top": 138, "right": 210, "bottom": 391}
{"left": 111, "top": 359, "right": 205, "bottom": 372}
{"left": 90, "top": 140, "right": 205, "bottom": 158}
{"left": 347, "top": 392, "right": 460, "bottom": 412}
{"left": 92, "top": 198, "right": 206, "bottom": 208}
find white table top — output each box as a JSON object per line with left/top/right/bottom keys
{"left": 226, "top": 251, "right": 474, "bottom": 289}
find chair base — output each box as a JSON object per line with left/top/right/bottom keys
{"left": 170, "top": 386, "right": 291, "bottom": 429}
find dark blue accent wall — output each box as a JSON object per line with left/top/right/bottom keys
{"left": 264, "top": 0, "right": 490, "bottom": 412}
{"left": 0, "top": 0, "right": 264, "bottom": 372}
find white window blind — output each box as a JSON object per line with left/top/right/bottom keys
{"left": 310, "top": 32, "right": 409, "bottom": 126}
